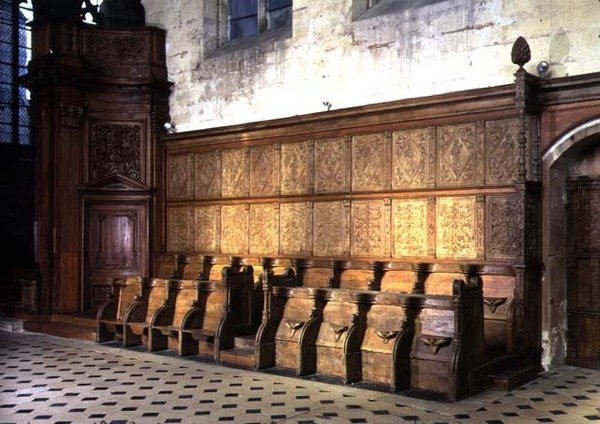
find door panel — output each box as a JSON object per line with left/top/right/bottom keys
{"left": 85, "top": 200, "right": 148, "bottom": 310}
{"left": 567, "top": 177, "right": 600, "bottom": 368}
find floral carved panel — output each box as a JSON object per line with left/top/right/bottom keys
{"left": 392, "top": 128, "right": 434, "bottom": 189}
{"left": 351, "top": 200, "right": 390, "bottom": 257}
{"left": 85, "top": 33, "right": 148, "bottom": 60}
{"left": 392, "top": 198, "right": 428, "bottom": 258}
{"left": 281, "top": 142, "right": 311, "bottom": 195}
{"left": 436, "top": 197, "right": 477, "bottom": 259}
{"left": 194, "top": 150, "right": 221, "bottom": 199}
{"left": 437, "top": 123, "right": 484, "bottom": 187}
{"left": 577, "top": 186, "right": 600, "bottom": 252}
{"left": 485, "top": 118, "right": 520, "bottom": 185}
{"left": 280, "top": 202, "right": 313, "bottom": 255}
{"left": 250, "top": 145, "right": 280, "bottom": 196}
{"left": 222, "top": 148, "right": 249, "bottom": 198}
{"left": 486, "top": 195, "right": 519, "bottom": 260}
{"left": 90, "top": 122, "right": 142, "bottom": 182}
{"left": 352, "top": 133, "right": 389, "bottom": 192}
{"left": 167, "top": 154, "right": 193, "bottom": 200}
{"left": 167, "top": 207, "right": 194, "bottom": 252}
{"left": 314, "top": 138, "right": 349, "bottom": 193}
{"left": 194, "top": 206, "right": 220, "bottom": 253}
{"left": 249, "top": 204, "right": 279, "bottom": 255}
{"left": 220, "top": 204, "right": 249, "bottom": 254}
{"left": 313, "top": 201, "right": 349, "bottom": 257}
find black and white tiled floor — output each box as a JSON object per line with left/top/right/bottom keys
{"left": 1, "top": 330, "right": 600, "bottom": 423}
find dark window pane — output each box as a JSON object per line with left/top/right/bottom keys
{"left": 269, "top": 0, "right": 292, "bottom": 11}
{"left": 0, "top": 103, "right": 12, "bottom": 124}
{"left": 0, "top": 123, "right": 11, "bottom": 142}
{"left": 269, "top": 5, "right": 291, "bottom": 29}
{"left": 18, "top": 125, "right": 31, "bottom": 144}
{"left": 230, "top": 15, "right": 258, "bottom": 39}
{"left": 229, "top": 0, "right": 257, "bottom": 19}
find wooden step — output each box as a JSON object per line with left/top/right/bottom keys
{"left": 488, "top": 365, "right": 541, "bottom": 391}
{"left": 220, "top": 346, "right": 255, "bottom": 368}
{"left": 24, "top": 315, "right": 97, "bottom": 342}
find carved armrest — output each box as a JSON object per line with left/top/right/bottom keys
{"left": 375, "top": 330, "right": 400, "bottom": 344}
{"left": 484, "top": 297, "right": 507, "bottom": 314}
{"left": 96, "top": 294, "right": 116, "bottom": 320}
{"left": 330, "top": 323, "right": 349, "bottom": 342}
{"left": 285, "top": 320, "right": 305, "bottom": 338}
{"left": 421, "top": 334, "right": 452, "bottom": 355}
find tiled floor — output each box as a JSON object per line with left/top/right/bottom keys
{"left": 1, "top": 330, "right": 599, "bottom": 424}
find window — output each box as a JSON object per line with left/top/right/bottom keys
{"left": 0, "top": 0, "right": 32, "bottom": 145}
{"left": 228, "top": 0, "right": 292, "bottom": 41}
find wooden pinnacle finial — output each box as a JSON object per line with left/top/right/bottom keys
{"left": 511, "top": 36, "right": 531, "bottom": 69}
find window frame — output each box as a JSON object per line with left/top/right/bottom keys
{"left": 227, "top": 0, "right": 292, "bottom": 42}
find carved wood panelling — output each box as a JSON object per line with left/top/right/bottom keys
{"left": 485, "top": 118, "right": 520, "bottom": 185}
{"left": 167, "top": 207, "right": 194, "bottom": 252}
{"left": 392, "top": 198, "right": 428, "bottom": 258}
{"left": 436, "top": 197, "right": 477, "bottom": 259}
{"left": 352, "top": 133, "right": 390, "bottom": 192}
{"left": 436, "top": 123, "right": 484, "bottom": 187}
{"left": 486, "top": 195, "right": 519, "bottom": 260}
{"left": 281, "top": 141, "right": 312, "bottom": 195}
{"left": 578, "top": 188, "right": 600, "bottom": 252}
{"left": 85, "top": 33, "right": 149, "bottom": 60}
{"left": 167, "top": 153, "right": 193, "bottom": 200}
{"left": 249, "top": 204, "right": 279, "bottom": 255}
{"left": 351, "top": 199, "right": 390, "bottom": 257}
{"left": 280, "top": 202, "right": 313, "bottom": 255}
{"left": 194, "top": 206, "right": 220, "bottom": 253}
{"left": 314, "top": 137, "right": 349, "bottom": 193}
{"left": 313, "top": 201, "right": 350, "bottom": 257}
{"left": 221, "top": 204, "right": 249, "bottom": 254}
{"left": 194, "top": 150, "right": 221, "bottom": 199}
{"left": 90, "top": 122, "right": 142, "bottom": 182}
{"left": 392, "top": 128, "right": 434, "bottom": 189}
{"left": 250, "top": 144, "right": 280, "bottom": 196}
{"left": 222, "top": 148, "right": 249, "bottom": 198}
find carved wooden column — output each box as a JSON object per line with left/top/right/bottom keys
{"left": 24, "top": 18, "right": 170, "bottom": 314}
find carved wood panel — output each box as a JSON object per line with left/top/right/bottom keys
{"left": 167, "top": 154, "right": 193, "bottom": 200}
{"left": 194, "top": 150, "right": 221, "bottom": 199}
{"left": 313, "top": 201, "right": 350, "bottom": 257}
{"left": 194, "top": 206, "right": 220, "bottom": 253}
{"left": 314, "top": 137, "right": 350, "bottom": 193}
{"left": 221, "top": 204, "right": 249, "bottom": 254}
{"left": 249, "top": 204, "right": 280, "bottom": 255}
{"left": 90, "top": 122, "right": 142, "bottom": 182}
{"left": 280, "top": 202, "right": 313, "bottom": 255}
{"left": 352, "top": 133, "right": 390, "bottom": 192}
{"left": 576, "top": 185, "right": 600, "bottom": 252}
{"left": 486, "top": 195, "right": 519, "bottom": 260}
{"left": 392, "top": 198, "right": 428, "bottom": 258}
{"left": 351, "top": 199, "right": 390, "bottom": 257}
{"left": 436, "top": 123, "right": 484, "bottom": 187}
{"left": 222, "top": 148, "right": 249, "bottom": 198}
{"left": 392, "top": 128, "right": 434, "bottom": 189}
{"left": 485, "top": 118, "right": 520, "bottom": 185}
{"left": 250, "top": 144, "right": 280, "bottom": 196}
{"left": 436, "top": 196, "right": 477, "bottom": 259}
{"left": 84, "top": 33, "right": 149, "bottom": 60}
{"left": 167, "top": 206, "right": 194, "bottom": 252}
{"left": 281, "top": 141, "right": 312, "bottom": 195}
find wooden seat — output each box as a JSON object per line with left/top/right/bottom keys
{"left": 122, "top": 278, "right": 170, "bottom": 347}
{"left": 96, "top": 276, "right": 143, "bottom": 343}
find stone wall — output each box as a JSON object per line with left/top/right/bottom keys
{"left": 142, "top": 0, "right": 600, "bottom": 132}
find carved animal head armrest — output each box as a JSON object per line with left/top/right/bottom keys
{"left": 375, "top": 330, "right": 399, "bottom": 344}
{"left": 285, "top": 320, "right": 304, "bottom": 337}
{"left": 421, "top": 335, "right": 452, "bottom": 355}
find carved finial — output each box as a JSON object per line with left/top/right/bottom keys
{"left": 511, "top": 36, "right": 531, "bottom": 69}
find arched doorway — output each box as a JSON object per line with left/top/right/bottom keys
{"left": 542, "top": 118, "right": 600, "bottom": 369}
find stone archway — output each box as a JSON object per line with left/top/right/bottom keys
{"left": 541, "top": 118, "right": 600, "bottom": 368}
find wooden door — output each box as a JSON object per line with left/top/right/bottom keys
{"left": 85, "top": 199, "right": 148, "bottom": 311}
{"left": 566, "top": 176, "right": 600, "bottom": 368}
